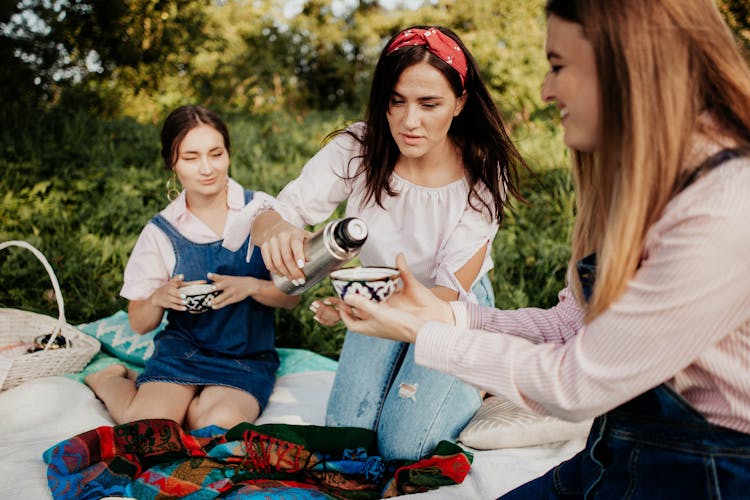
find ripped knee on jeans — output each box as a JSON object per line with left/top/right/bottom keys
{"left": 398, "top": 382, "right": 418, "bottom": 402}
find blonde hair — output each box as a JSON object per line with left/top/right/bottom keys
{"left": 546, "top": 0, "right": 750, "bottom": 320}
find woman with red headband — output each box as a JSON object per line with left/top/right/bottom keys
{"left": 223, "top": 25, "right": 528, "bottom": 460}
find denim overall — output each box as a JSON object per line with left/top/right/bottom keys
{"left": 136, "top": 190, "right": 279, "bottom": 409}
{"left": 501, "top": 149, "right": 750, "bottom": 499}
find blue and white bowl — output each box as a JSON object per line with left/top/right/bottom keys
{"left": 330, "top": 266, "right": 401, "bottom": 303}
{"left": 178, "top": 284, "right": 221, "bottom": 314}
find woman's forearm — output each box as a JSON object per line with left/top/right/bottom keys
{"left": 127, "top": 299, "right": 165, "bottom": 334}
{"left": 250, "top": 210, "right": 294, "bottom": 247}
{"left": 247, "top": 277, "right": 300, "bottom": 309}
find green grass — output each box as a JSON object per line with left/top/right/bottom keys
{"left": 0, "top": 104, "right": 573, "bottom": 359}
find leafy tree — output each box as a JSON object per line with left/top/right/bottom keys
{"left": 0, "top": 0, "right": 54, "bottom": 106}
{"left": 1, "top": 0, "right": 215, "bottom": 114}
{"left": 189, "top": 0, "right": 386, "bottom": 113}
{"left": 718, "top": 0, "right": 750, "bottom": 53}
{"left": 188, "top": 0, "right": 303, "bottom": 113}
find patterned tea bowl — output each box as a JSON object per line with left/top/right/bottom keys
{"left": 178, "top": 284, "right": 221, "bottom": 314}
{"left": 329, "top": 266, "right": 401, "bottom": 303}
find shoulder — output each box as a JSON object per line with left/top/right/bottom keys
{"left": 669, "top": 154, "right": 750, "bottom": 221}
{"left": 344, "top": 121, "right": 366, "bottom": 137}
{"left": 134, "top": 220, "right": 171, "bottom": 250}
{"left": 326, "top": 121, "right": 366, "bottom": 151}
{"left": 463, "top": 179, "right": 498, "bottom": 221}
{"left": 226, "top": 178, "right": 249, "bottom": 209}
{"left": 651, "top": 156, "right": 750, "bottom": 263}
{"left": 304, "top": 122, "right": 366, "bottom": 177}
{"left": 158, "top": 194, "right": 188, "bottom": 224}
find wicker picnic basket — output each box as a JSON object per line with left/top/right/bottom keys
{"left": 0, "top": 240, "right": 100, "bottom": 391}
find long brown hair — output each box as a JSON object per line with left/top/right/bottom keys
{"left": 545, "top": 0, "right": 750, "bottom": 319}
{"left": 332, "top": 25, "right": 529, "bottom": 222}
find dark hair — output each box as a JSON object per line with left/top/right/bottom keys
{"left": 544, "top": 0, "right": 580, "bottom": 23}
{"left": 160, "top": 105, "right": 231, "bottom": 170}
{"left": 334, "top": 25, "right": 528, "bottom": 222}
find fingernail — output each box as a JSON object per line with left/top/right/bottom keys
{"left": 322, "top": 299, "right": 332, "bottom": 306}
{"left": 207, "top": 272, "right": 214, "bottom": 278}
{"left": 180, "top": 294, "right": 186, "bottom": 299}
{"left": 309, "top": 302, "right": 320, "bottom": 313}
{"left": 313, "top": 315, "right": 322, "bottom": 324}
{"left": 292, "top": 279, "right": 299, "bottom": 286}
{"left": 177, "top": 274, "right": 184, "bottom": 280}
{"left": 298, "top": 277, "right": 306, "bottom": 285}
{"left": 297, "top": 259, "right": 305, "bottom": 268}
{"left": 181, "top": 299, "right": 187, "bottom": 305}
{"left": 211, "top": 286, "right": 217, "bottom": 292}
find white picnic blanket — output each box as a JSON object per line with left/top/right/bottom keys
{"left": 0, "top": 372, "right": 585, "bottom": 499}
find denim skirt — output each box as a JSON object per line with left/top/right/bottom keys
{"left": 136, "top": 332, "right": 279, "bottom": 410}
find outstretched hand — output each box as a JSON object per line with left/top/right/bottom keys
{"left": 336, "top": 254, "right": 455, "bottom": 342}
{"left": 385, "top": 254, "right": 455, "bottom": 323}
{"left": 309, "top": 299, "right": 342, "bottom": 326}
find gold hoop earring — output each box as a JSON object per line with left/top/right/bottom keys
{"left": 166, "top": 171, "right": 181, "bottom": 201}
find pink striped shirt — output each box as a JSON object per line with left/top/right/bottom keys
{"left": 416, "top": 153, "right": 750, "bottom": 433}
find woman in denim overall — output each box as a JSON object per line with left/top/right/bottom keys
{"left": 332, "top": 0, "right": 750, "bottom": 496}
{"left": 85, "top": 106, "right": 299, "bottom": 431}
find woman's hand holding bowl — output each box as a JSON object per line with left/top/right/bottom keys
{"left": 336, "top": 253, "right": 455, "bottom": 343}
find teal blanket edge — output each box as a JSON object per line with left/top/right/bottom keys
{"left": 68, "top": 310, "right": 337, "bottom": 382}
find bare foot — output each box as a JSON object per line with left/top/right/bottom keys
{"left": 84, "top": 364, "right": 128, "bottom": 390}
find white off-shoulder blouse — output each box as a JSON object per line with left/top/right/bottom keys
{"left": 224, "top": 122, "right": 500, "bottom": 300}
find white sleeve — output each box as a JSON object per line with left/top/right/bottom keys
{"left": 120, "top": 223, "right": 174, "bottom": 301}
{"left": 273, "top": 126, "right": 362, "bottom": 226}
{"left": 222, "top": 126, "right": 363, "bottom": 252}
{"left": 434, "top": 184, "right": 499, "bottom": 301}
{"left": 222, "top": 191, "right": 280, "bottom": 251}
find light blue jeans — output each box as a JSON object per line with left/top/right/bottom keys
{"left": 326, "top": 274, "right": 494, "bottom": 460}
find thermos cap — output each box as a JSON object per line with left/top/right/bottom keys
{"left": 344, "top": 218, "right": 368, "bottom": 241}
{"left": 335, "top": 218, "right": 368, "bottom": 248}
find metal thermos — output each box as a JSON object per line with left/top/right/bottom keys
{"left": 272, "top": 217, "right": 368, "bottom": 295}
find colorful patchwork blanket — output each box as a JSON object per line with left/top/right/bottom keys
{"left": 43, "top": 419, "right": 472, "bottom": 499}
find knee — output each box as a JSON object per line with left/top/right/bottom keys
{"left": 376, "top": 417, "right": 466, "bottom": 461}
{"left": 377, "top": 431, "right": 424, "bottom": 461}
{"left": 119, "top": 406, "right": 186, "bottom": 427}
{"left": 186, "top": 401, "right": 258, "bottom": 431}
{"left": 325, "top": 393, "right": 380, "bottom": 430}
{"left": 376, "top": 382, "right": 482, "bottom": 461}
{"left": 187, "top": 406, "right": 230, "bottom": 430}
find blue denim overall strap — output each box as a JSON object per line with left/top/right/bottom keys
{"left": 673, "top": 147, "right": 750, "bottom": 194}
{"left": 149, "top": 190, "right": 276, "bottom": 357}
{"left": 501, "top": 148, "right": 750, "bottom": 499}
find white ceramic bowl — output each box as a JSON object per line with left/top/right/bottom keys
{"left": 329, "top": 266, "right": 401, "bottom": 303}
{"left": 178, "top": 284, "right": 221, "bottom": 314}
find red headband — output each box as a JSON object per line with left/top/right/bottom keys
{"left": 386, "top": 27, "right": 468, "bottom": 87}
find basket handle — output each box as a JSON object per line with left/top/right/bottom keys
{"left": 0, "top": 240, "right": 69, "bottom": 350}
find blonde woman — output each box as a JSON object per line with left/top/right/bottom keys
{"left": 335, "top": 0, "right": 750, "bottom": 497}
